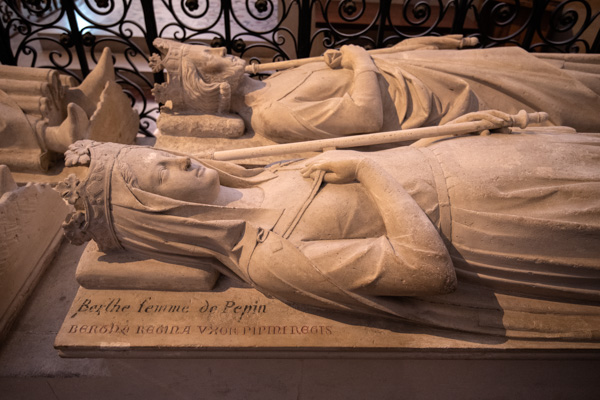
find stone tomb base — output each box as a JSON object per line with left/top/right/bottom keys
{"left": 55, "top": 280, "right": 600, "bottom": 358}
{"left": 0, "top": 166, "right": 71, "bottom": 341}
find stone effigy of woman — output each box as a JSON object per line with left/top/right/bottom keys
{"left": 150, "top": 35, "right": 600, "bottom": 143}
{"left": 57, "top": 123, "right": 600, "bottom": 340}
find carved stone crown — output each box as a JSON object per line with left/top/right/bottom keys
{"left": 56, "top": 140, "right": 124, "bottom": 252}
{"left": 150, "top": 38, "right": 231, "bottom": 112}
{"left": 151, "top": 39, "right": 186, "bottom": 106}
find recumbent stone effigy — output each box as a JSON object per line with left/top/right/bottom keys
{"left": 55, "top": 118, "right": 600, "bottom": 342}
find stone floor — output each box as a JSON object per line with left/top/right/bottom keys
{"left": 1, "top": 240, "right": 600, "bottom": 399}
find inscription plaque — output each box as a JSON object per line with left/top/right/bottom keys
{"left": 56, "top": 280, "right": 600, "bottom": 358}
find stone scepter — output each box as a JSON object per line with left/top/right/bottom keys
{"left": 211, "top": 110, "right": 549, "bottom": 161}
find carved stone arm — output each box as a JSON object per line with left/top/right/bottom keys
{"left": 316, "top": 45, "right": 384, "bottom": 134}
{"left": 355, "top": 158, "right": 446, "bottom": 247}
{"left": 300, "top": 152, "right": 456, "bottom": 295}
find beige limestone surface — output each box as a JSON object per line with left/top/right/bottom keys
{"left": 77, "top": 241, "right": 220, "bottom": 291}
{"left": 0, "top": 48, "right": 138, "bottom": 172}
{"left": 2, "top": 241, "right": 600, "bottom": 400}
{"left": 0, "top": 165, "right": 71, "bottom": 341}
{"left": 157, "top": 109, "right": 245, "bottom": 138}
{"left": 55, "top": 281, "right": 600, "bottom": 358}
{"left": 56, "top": 127, "right": 600, "bottom": 342}
{"left": 154, "top": 130, "right": 319, "bottom": 167}
{"left": 150, "top": 36, "right": 600, "bottom": 157}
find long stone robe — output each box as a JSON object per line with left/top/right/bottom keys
{"left": 109, "top": 131, "right": 600, "bottom": 339}
{"left": 247, "top": 47, "right": 600, "bottom": 142}
{"left": 241, "top": 131, "right": 600, "bottom": 339}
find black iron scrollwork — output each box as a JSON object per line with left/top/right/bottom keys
{"left": 537, "top": 0, "right": 599, "bottom": 52}
{"left": 184, "top": 0, "right": 199, "bottom": 12}
{"left": 94, "top": 0, "right": 110, "bottom": 8}
{"left": 311, "top": 0, "right": 377, "bottom": 51}
{"left": 554, "top": 8, "right": 578, "bottom": 32}
{"left": 255, "top": 0, "right": 268, "bottom": 13}
{"left": 1, "top": 0, "right": 78, "bottom": 79}
{"left": 470, "top": 0, "right": 600, "bottom": 51}
{"left": 232, "top": 38, "right": 246, "bottom": 52}
{"left": 82, "top": 31, "right": 96, "bottom": 46}
{"left": 60, "top": 32, "right": 74, "bottom": 48}
{"left": 342, "top": 0, "right": 357, "bottom": 16}
{"left": 211, "top": 36, "right": 226, "bottom": 47}
{"left": 22, "top": 0, "right": 52, "bottom": 15}
{"left": 491, "top": 2, "right": 516, "bottom": 26}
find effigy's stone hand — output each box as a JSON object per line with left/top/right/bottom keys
{"left": 444, "top": 110, "right": 512, "bottom": 126}
{"left": 324, "top": 49, "right": 342, "bottom": 69}
{"left": 444, "top": 109, "right": 513, "bottom": 135}
{"left": 323, "top": 45, "right": 377, "bottom": 72}
{"left": 300, "top": 150, "right": 365, "bottom": 183}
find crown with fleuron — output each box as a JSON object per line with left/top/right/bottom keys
{"left": 56, "top": 140, "right": 123, "bottom": 252}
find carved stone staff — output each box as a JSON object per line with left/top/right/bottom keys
{"left": 212, "top": 110, "right": 548, "bottom": 161}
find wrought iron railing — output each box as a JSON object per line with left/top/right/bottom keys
{"left": 2, "top": 0, "right": 599, "bottom": 134}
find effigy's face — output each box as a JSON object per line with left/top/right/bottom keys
{"left": 127, "top": 149, "right": 220, "bottom": 204}
{"left": 195, "top": 51, "right": 246, "bottom": 90}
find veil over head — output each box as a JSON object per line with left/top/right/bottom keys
{"left": 60, "top": 140, "right": 283, "bottom": 281}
